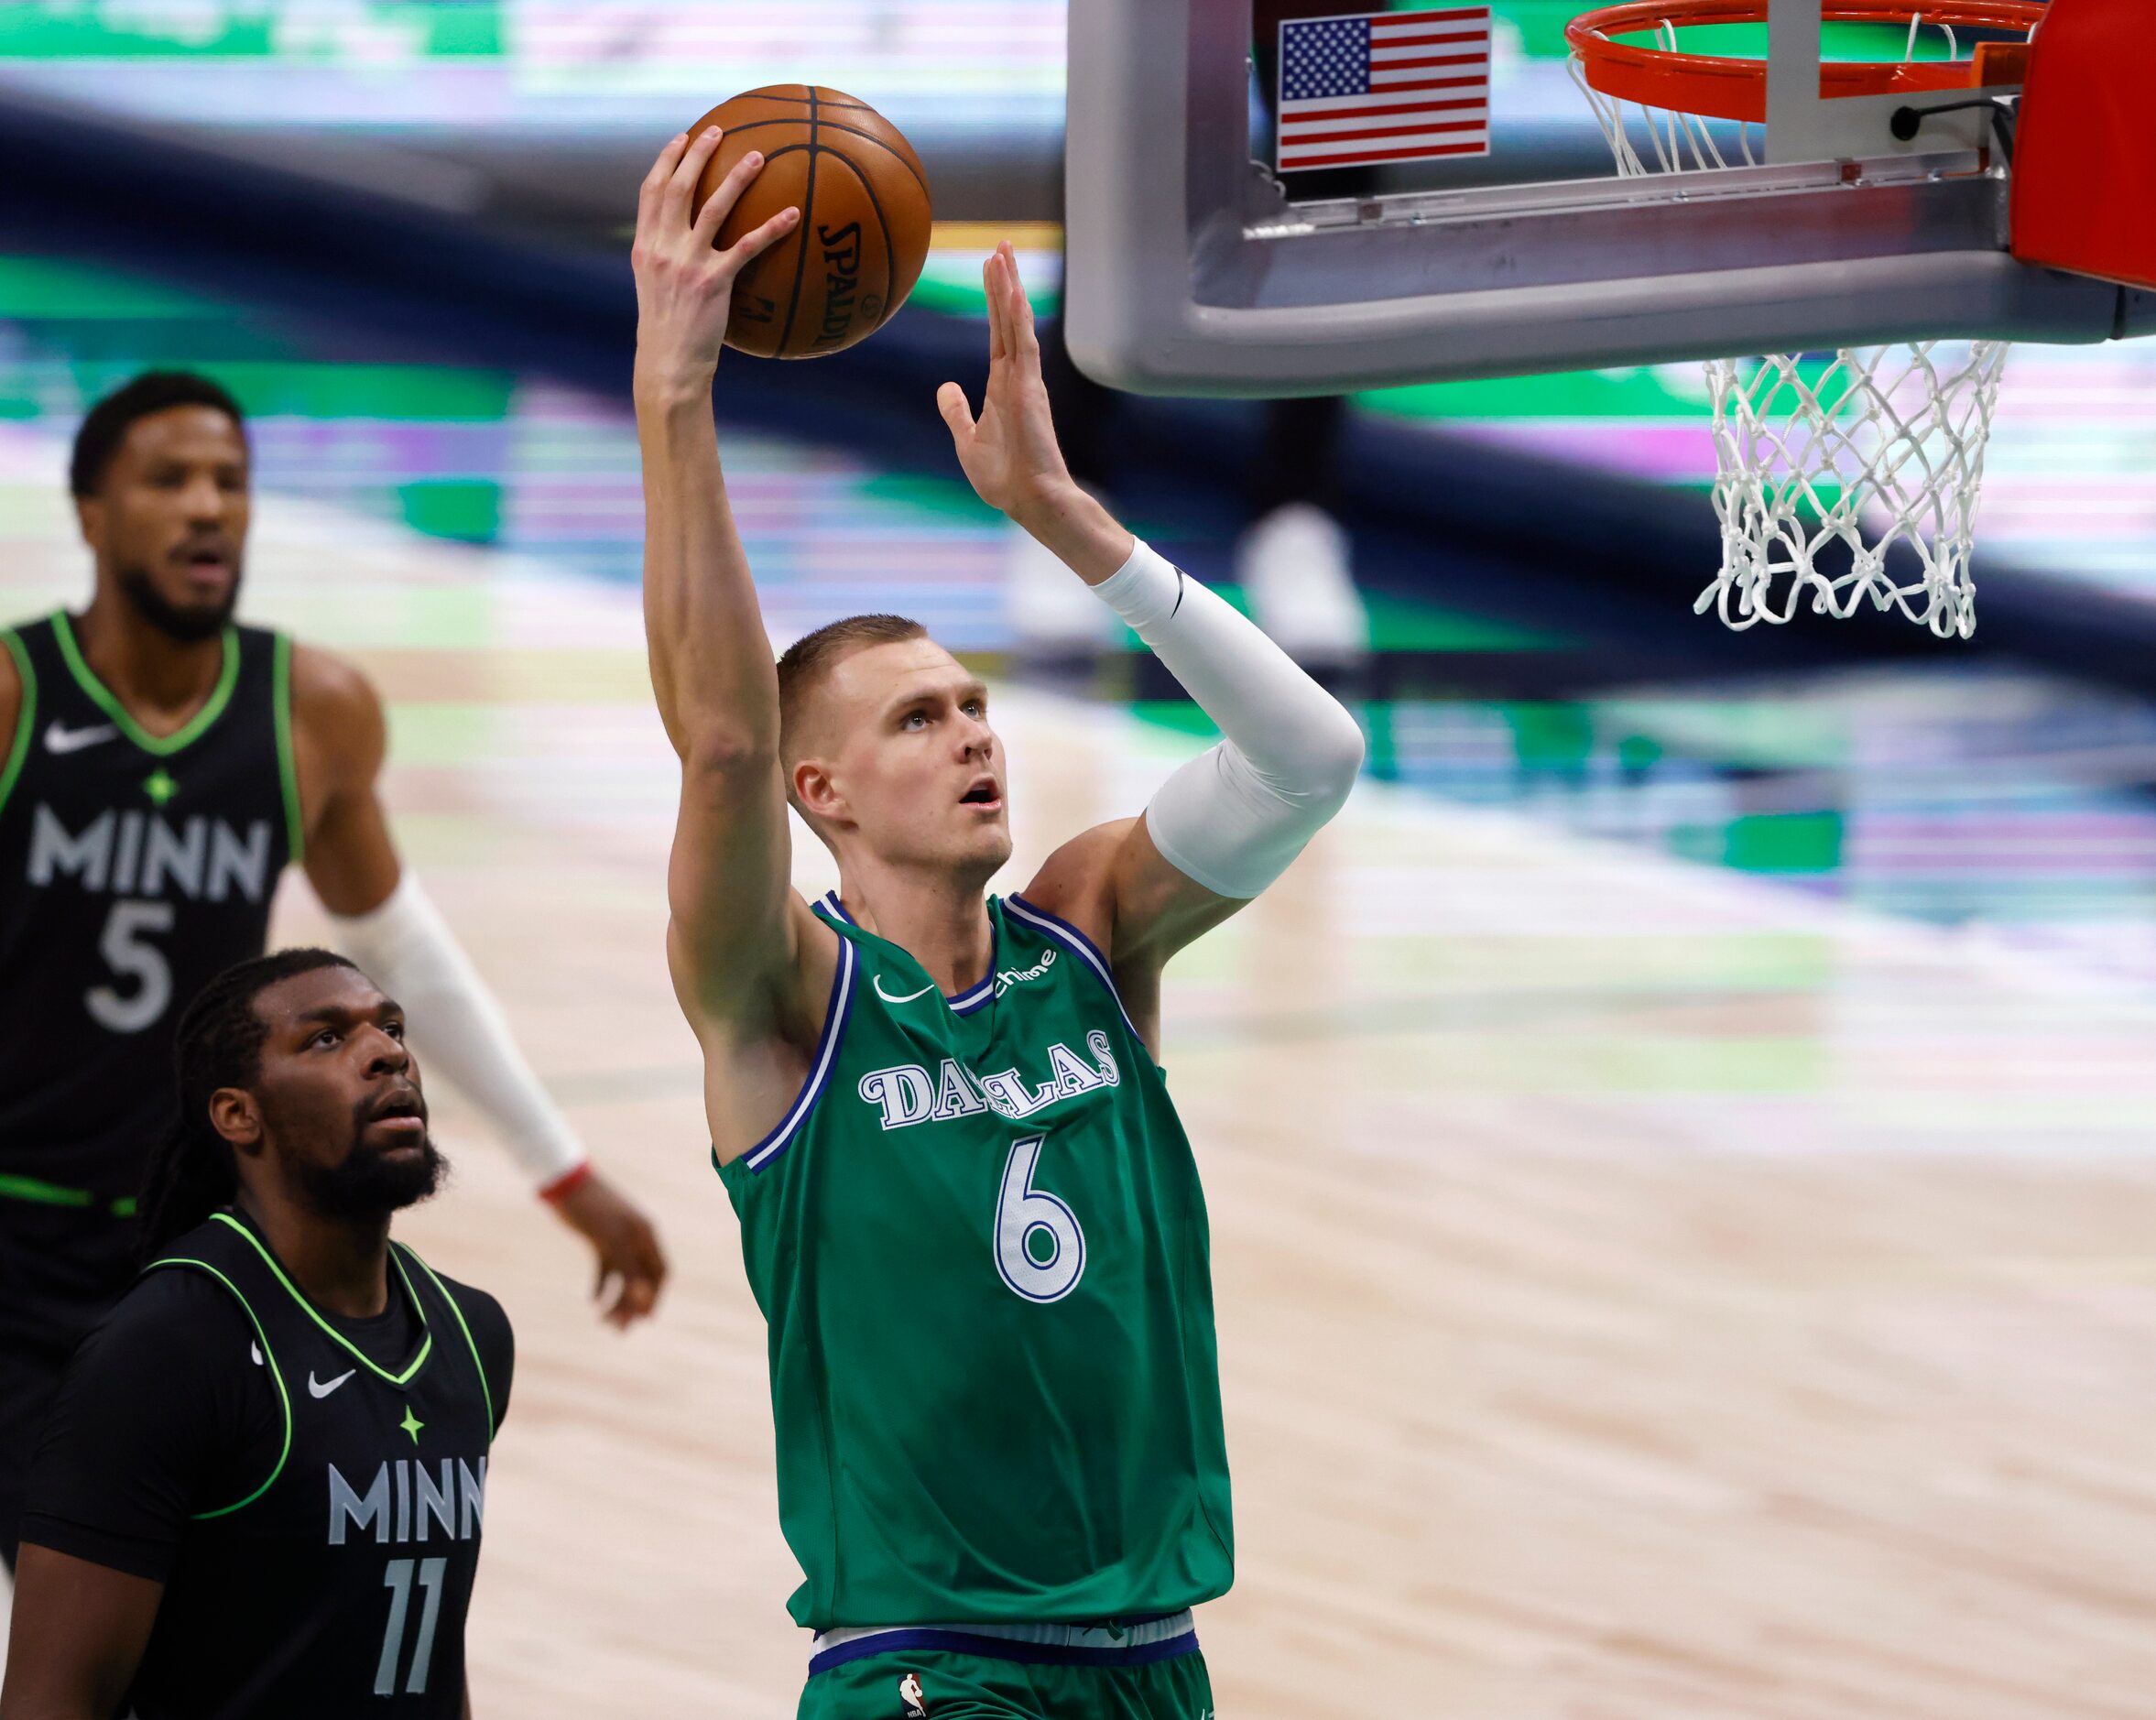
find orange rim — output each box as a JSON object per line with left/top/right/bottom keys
{"left": 1566, "top": 0, "right": 2044, "bottom": 125}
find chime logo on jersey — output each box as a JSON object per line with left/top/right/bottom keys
{"left": 327, "top": 1457, "right": 487, "bottom": 1547}
{"left": 992, "top": 947, "right": 1055, "bottom": 994}
{"left": 23, "top": 802, "right": 276, "bottom": 903}
{"left": 856, "top": 1029, "right": 1122, "bottom": 1131}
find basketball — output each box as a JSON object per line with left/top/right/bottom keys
{"left": 685, "top": 85, "right": 932, "bottom": 360}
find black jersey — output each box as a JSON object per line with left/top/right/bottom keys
{"left": 25, "top": 1211, "right": 509, "bottom": 1720}
{"left": 0, "top": 614, "right": 299, "bottom": 1341}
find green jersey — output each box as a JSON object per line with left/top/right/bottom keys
{"left": 717, "top": 891, "right": 1234, "bottom": 1631}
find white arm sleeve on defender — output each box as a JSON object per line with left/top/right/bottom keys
{"left": 1093, "top": 537, "right": 1365, "bottom": 898}
{"left": 330, "top": 874, "right": 587, "bottom": 1189}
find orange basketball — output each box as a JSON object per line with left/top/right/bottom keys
{"left": 686, "top": 85, "right": 933, "bottom": 360}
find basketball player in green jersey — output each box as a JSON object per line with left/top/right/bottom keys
{"left": 633, "top": 128, "right": 1366, "bottom": 1717}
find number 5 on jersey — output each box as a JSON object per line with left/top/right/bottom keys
{"left": 88, "top": 898, "right": 174, "bottom": 1033}
{"left": 995, "top": 1134, "right": 1085, "bottom": 1303}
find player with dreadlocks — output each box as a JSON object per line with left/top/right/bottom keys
{"left": 0, "top": 370, "right": 662, "bottom": 1573}
{"left": 0, "top": 949, "right": 510, "bottom": 1720}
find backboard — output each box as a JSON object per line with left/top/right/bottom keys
{"left": 1063, "top": 0, "right": 2156, "bottom": 396}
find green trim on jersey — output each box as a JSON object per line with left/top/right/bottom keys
{"left": 407, "top": 1248, "right": 496, "bottom": 1437}
{"left": 147, "top": 1255, "right": 296, "bottom": 1519}
{"left": 0, "top": 626, "right": 33, "bottom": 817}
{"left": 0, "top": 1170, "right": 90, "bottom": 1207}
{"left": 210, "top": 1213, "right": 435, "bottom": 1387}
{"left": 271, "top": 631, "right": 305, "bottom": 864}
{"left": 0, "top": 1173, "right": 136, "bottom": 1218}
{"left": 49, "top": 611, "right": 241, "bottom": 757}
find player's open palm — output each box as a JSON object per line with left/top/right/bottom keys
{"left": 940, "top": 242, "right": 1075, "bottom": 517}
{"left": 631, "top": 126, "right": 800, "bottom": 393}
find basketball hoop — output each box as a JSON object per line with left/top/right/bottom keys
{"left": 1567, "top": 1, "right": 2043, "bottom": 637}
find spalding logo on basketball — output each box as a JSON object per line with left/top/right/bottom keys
{"left": 687, "top": 84, "right": 933, "bottom": 360}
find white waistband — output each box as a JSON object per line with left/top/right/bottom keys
{"left": 811, "top": 1609, "right": 1196, "bottom": 1660}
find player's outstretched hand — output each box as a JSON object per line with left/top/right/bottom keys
{"left": 551, "top": 1170, "right": 670, "bottom": 1329}
{"left": 938, "top": 241, "right": 1076, "bottom": 521}
{"left": 631, "top": 126, "right": 800, "bottom": 397}
{"left": 940, "top": 242, "right": 1135, "bottom": 583}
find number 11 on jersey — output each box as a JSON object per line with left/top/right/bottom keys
{"left": 376, "top": 1556, "right": 447, "bottom": 1696}
{"left": 994, "top": 1134, "right": 1086, "bottom": 1303}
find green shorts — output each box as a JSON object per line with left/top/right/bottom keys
{"left": 798, "top": 1614, "right": 1212, "bottom": 1720}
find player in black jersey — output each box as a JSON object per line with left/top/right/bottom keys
{"left": 0, "top": 371, "right": 665, "bottom": 1568}
{"left": 1, "top": 949, "right": 508, "bottom": 1719}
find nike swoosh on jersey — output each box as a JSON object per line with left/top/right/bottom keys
{"left": 873, "top": 974, "right": 937, "bottom": 1004}
{"left": 309, "top": 1368, "right": 356, "bottom": 1399}
{"left": 44, "top": 721, "right": 118, "bottom": 755}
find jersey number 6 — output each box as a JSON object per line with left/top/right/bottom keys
{"left": 994, "top": 1134, "right": 1086, "bottom": 1303}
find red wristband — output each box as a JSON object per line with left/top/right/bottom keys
{"left": 539, "top": 1161, "right": 593, "bottom": 1204}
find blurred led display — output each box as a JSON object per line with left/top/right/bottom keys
{"left": 0, "top": 1, "right": 1065, "bottom": 130}
{"left": 3, "top": 6, "right": 2151, "bottom": 671}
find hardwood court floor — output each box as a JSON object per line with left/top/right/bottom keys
{"left": 6, "top": 481, "right": 2156, "bottom": 1717}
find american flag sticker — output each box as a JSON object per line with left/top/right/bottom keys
{"left": 1276, "top": 6, "right": 1492, "bottom": 172}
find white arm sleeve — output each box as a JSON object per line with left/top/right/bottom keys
{"left": 1093, "top": 538, "right": 1365, "bottom": 898}
{"left": 329, "top": 874, "right": 588, "bottom": 1190}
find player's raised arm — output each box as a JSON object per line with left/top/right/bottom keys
{"left": 942, "top": 244, "right": 1366, "bottom": 978}
{"left": 631, "top": 129, "right": 807, "bottom": 1013}
{"left": 288, "top": 646, "right": 669, "bottom": 1326}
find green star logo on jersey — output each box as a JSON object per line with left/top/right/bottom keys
{"left": 142, "top": 768, "right": 179, "bottom": 806}
{"left": 399, "top": 1406, "right": 424, "bottom": 1445}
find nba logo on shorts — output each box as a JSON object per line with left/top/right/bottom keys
{"left": 898, "top": 1671, "right": 929, "bottom": 1717}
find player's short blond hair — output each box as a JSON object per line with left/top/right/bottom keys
{"left": 775, "top": 613, "right": 928, "bottom": 770}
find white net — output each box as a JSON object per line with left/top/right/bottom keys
{"left": 1702, "top": 343, "right": 2006, "bottom": 636}
{"left": 1568, "top": 22, "right": 2006, "bottom": 637}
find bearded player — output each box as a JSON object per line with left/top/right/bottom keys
{"left": 0, "top": 373, "right": 666, "bottom": 1568}
{"left": 633, "top": 127, "right": 1364, "bottom": 1716}
{"left": 3, "top": 950, "right": 508, "bottom": 1717}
